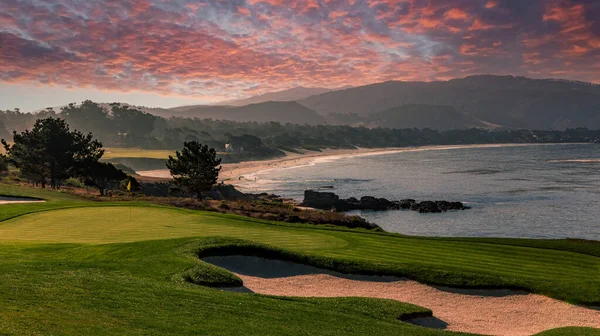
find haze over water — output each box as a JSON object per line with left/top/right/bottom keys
{"left": 242, "top": 144, "right": 600, "bottom": 240}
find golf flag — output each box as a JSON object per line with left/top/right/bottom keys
{"left": 127, "top": 181, "right": 132, "bottom": 192}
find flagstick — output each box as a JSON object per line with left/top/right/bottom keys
{"left": 127, "top": 180, "right": 132, "bottom": 222}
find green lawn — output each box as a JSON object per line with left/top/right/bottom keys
{"left": 0, "top": 183, "right": 599, "bottom": 336}
{"left": 102, "top": 147, "right": 176, "bottom": 159}
{"left": 102, "top": 147, "right": 231, "bottom": 160}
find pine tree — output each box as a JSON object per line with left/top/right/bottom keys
{"left": 166, "top": 141, "right": 222, "bottom": 199}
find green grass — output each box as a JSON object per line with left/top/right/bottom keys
{"left": 102, "top": 148, "right": 231, "bottom": 160}
{"left": 0, "top": 183, "right": 599, "bottom": 335}
{"left": 102, "top": 147, "right": 176, "bottom": 159}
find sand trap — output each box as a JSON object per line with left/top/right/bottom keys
{"left": 203, "top": 256, "right": 600, "bottom": 336}
{"left": 0, "top": 196, "right": 45, "bottom": 204}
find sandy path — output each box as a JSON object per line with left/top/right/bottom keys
{"left": 204, "top": 256, "right": 600, "bottom": 336}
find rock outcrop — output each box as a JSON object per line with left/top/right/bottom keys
{"left": 301, "top": 190, "right": 470, "bottom": 213}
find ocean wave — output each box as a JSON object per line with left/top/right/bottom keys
{"left": 305, "top": 179, "right": 336, "bottom": 183}
{"left": 444, "top": 169, "right": 504, "bottom": 175}
{"left": 550, "top": 159, "right": 600, "bottom": 163}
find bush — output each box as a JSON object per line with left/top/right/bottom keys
{"left": 63, "top": 177, "right": 85, "bottom": 188}
{"left": 152, "top": 197, "right": 381, "bottom": 231}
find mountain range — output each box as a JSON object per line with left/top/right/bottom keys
{"left": 299, "top": 75, "right": 600, "bottom": 130}
{"left": 32, "top": 76, "right": 600, "bottom": 130}
{"left": 215, "top": 86, "right": 351, "bottom": 106}
{"left": 146, "top": 101, "right": 326, "bottom": 125}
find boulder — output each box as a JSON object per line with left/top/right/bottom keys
{"left": 358, "top": 196, "right": 395, "bottom": 210}
{"left": 415, "top": 201, "right": 442, "bottom": 213}
{"left": 397, "top": 199, "right": 416, "bottom": 210}
{"left": 300, "top": 190, "right": 339, "bottom": 210}
{"left": 435, "top": 201, "right": 471, "bottom": 211}
{"left": 300, "top": 190, "right": 470, "bottom": 214}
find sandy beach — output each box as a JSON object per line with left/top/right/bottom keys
{"left": 136, "top": 143, "right": 584, "bottom": 186}
{"left": 137, "top": 147, "right": 394, "bottom": 181}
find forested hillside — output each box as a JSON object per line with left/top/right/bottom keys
{"left": 2, "top": 101, "right": 600, "bottom": 162}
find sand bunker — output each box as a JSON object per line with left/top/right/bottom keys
{"left": 0, "top": 196, "right": 45, "bottom": 204}
{"left": 204, "top": 256, "right": 600, "bottom": 336}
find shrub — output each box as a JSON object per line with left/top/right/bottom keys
{"left": 63, "top": 177, "right": 86, "bottom": 188}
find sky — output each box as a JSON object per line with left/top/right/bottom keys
{"left": 1, "top": 0, "right": 599, "bottom": 112}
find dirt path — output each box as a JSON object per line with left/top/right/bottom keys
{"left": 204, "top": 256, "right": 600, "bottom": 336}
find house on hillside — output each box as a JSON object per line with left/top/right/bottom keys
{"left": 225, "top": 143, "right": 243, "bottom": 153}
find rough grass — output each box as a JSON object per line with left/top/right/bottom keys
{"left": 0, "top": 183, "right": 599, "bottom": 335}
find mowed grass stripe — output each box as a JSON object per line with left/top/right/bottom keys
{"left": 344, "top": 235, "right": 600, "bottom": 270}
{"left": 351, "top": 234, "right": 594, "bottom": 262}
{"left": 338, "top": 244, "right": 598, "bottom": 278}
{"left": 326, "top": 250, "right": 580, "bottom": 281}
{"left": 337, "top": 239, "right": 600, "bottom": 276}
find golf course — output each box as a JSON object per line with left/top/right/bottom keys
{"left": 0, "top": 183, "right": 599, "bottom": 336}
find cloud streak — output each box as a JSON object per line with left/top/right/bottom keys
{"left": 1, "top": 0, "right": 599, "bottom": 101}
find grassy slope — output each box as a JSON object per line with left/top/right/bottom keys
{"left": 0, "top": 183, "right": 599, "bottom": 336}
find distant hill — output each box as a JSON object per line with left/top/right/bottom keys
{"left": 19, "top": 75, "right": 600, "bottom": 130}
{"left": 370, "top": 104, "right": 496, "bottom": 130}
{"left": 299, "top": 75, "right": 600, "bottom": 130}
{"left": 216, "top": 86, "right": 353, "bottom": 106}
{"left": 148, "top": 101, "right": 326, "bottom": 125}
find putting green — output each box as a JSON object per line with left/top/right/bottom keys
{"left": 0, "top": 206, "right": 348, "bottom": 250}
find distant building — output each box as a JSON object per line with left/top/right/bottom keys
{"left": 225, "top": 143, "right": 243, "bottom": 153}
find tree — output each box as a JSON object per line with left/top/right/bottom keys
{"left": 111, "top": 103, "right": 156, "bottom": 137}
{"left": 82, "top": 162, "right": 127, "bottom": 196}
{"left": 2, "top": 117, "right": 104, "bottom": 189}
{"left": 61, "top": 100, "right": 111, "bottom": 138}
{"left": 0, "top": 155, "right": 8, "bottom": 176}
{"left": 166, "top": 141, "right": 221, "bottom": 199}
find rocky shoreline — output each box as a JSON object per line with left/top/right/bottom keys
{"left": 300, "top": 190, "right": 470, "bottom": 213}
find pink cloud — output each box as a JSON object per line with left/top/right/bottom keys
{"left": 0, "top": 0, "right": 598, "bottom": 103}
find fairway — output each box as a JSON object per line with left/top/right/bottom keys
{"left": 0, "top": 184, "right": 599, "bottom": 336}
{"left": 102, "top": 147, "right": 176, "bottom": 159}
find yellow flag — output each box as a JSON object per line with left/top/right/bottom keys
{"left": 127, "top": 181, "right": 132, "bottom": 192}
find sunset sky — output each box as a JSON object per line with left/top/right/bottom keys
{"left": 1, "top": 0, "right": 599, "bottom": 111}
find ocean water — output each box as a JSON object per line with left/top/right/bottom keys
{"left": 239, "top": 144, "right": 600, "bottom": 240}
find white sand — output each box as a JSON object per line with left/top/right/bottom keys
{"left": 204, "top": 256, "right": 600, "bottom": 336}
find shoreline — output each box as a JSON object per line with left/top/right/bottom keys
{"left": 136, "top": 143, "right": 593, "bottom": 188}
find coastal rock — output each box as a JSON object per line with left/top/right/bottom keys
{"left": 358, "top": 196, "right": 395, "bottom": 210}
{"left": 301, "top": 190, "right": 470, "bottom": 213}
{"left": 414, "top": 201, "right": 442, "bottom": 213}
{"left": 397, "top": 199, "right": 416, "bottom": 209}
{"left": 301, "top": 190, "right": 340, "bottom": 210}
